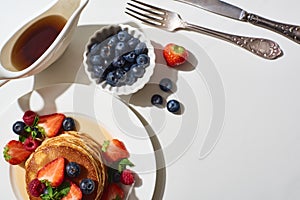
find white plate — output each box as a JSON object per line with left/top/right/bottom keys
{"left": 0, "top": 83, "right": 156, "bottom": 200}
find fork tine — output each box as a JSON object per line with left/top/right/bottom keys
{"left": 127, "top": 2, "right": 164, "bottom": 18}
{"left": 129, "top": 0, "right": 167, "bottom": 14}
{"left": 125, "top": 7, "right": 163, "bottom": 24}
{"left": 125, "top": 10, "right": 162, "bottom": 27}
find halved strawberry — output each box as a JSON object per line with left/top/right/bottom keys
{"left": 37, "top": 157, "right": 65, "bottom": 187}
{"left": 101, "top": 183, "right": 124, "bottom": 200}
{"left": 61, "top": 182, "right": 82, "bottom": 200}
{"left": 3, "top": 140, "right": 32, "bottom": 165}
{"left": 38, "top": 113, "right": 65, "bottom": 137}
{"left": 101, "top": 139, "right": 129, "bottom": 163}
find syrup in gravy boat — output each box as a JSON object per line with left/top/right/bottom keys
{"left": 0, "top": 0, "right": 89, "bottom": 80}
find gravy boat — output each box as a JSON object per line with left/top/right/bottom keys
{"left": 0, "top": 0, "right": 89, "bottom": 80}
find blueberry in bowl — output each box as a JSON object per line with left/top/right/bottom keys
{"left": 83, "top": 24, "right": 155, "bottom": 95}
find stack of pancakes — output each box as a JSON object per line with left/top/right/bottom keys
{"left": 25, "top": 131, "right": 107, "bottom": 200}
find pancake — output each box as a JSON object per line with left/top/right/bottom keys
{"left": 25, "top": 131, "right": 107, "bottom": 200}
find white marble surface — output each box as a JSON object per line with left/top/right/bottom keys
{"left": 1, "top": 0, "right": 300, "bottom": 199}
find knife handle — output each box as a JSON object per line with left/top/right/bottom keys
{"left": 246, "top": 13, "right": 300, "bottom": 44}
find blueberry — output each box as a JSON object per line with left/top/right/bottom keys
{"left": 167, "top": 99, "right": 181, "bottom": 113}
{"left": 123, "top": 51, "right": 136, "bottom": 63}
{"left": 117, "top": 30, "right": 131, "bottom": 42}
{"left": 107, "top": 35, "right": 118, "bottom": 47}
{"left": 131, "top": 64, "right": 145, "bottom": 78}
{"left": 32, "top": 127, "right": 43, "bottom": 138}
{"left": 62, "top": 117, "right": 76, "bottom": 131}
{"left": 151, "top": 94, "right": 163, "bottom": 105}
{"left": 89, "top": 55, "right": 102, "bottom": 66}
{"left": 115, "top": 42, "right": 128, "bottom": 56}
{"left": 66, "top": 162, "right": 81, "bottom": 177}
{"left": 112, "top": 56, "right": 126, "bottom": 68}
{"left": 124, "top": 72, "right": 136, "bottom": 85}
{"left": 115, "top": 68, "right": 126, "bottom": 79}
{"left": 12, "top": 121, "right": 27, "bottom": 136}
{"left": 127, "top": 37, "right": 139, "bottom": 49}
{"left": 136, "top": 54, "right": 150, "bottom": 67}
{"left": 80, "top": 178, "right": 95, "bottom": 195}
{"left": 134, "top": 42, "right": 147, "bottom": 55}
{"left": 159, "top": 78, "right": 172, "bottom": 92}
{"left": 92, "top": 65, "right": 106, "bottom": 78}
{"left": 100, "top": 45, "right": 113, "bottom": 59}
{"left": 106, "top": 71, "right": 119, "bottom": 86}
{"left": 89, "top": 43, "right": 101, "bottom": 55}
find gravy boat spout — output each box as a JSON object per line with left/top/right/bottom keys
{"left": 0, "top": 0, "right": 89, "bottom": 80}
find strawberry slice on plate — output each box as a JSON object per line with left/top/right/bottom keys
{"left": 38, "top": 113, "right": 65, "bottom": 137}
{"left": 101, "top": 183, "right": 124, "bottom": 200}
{"left": 61, "top": 182, "right": 82, "bottom": 200}
{"left": 37, "top": 157, "right": 65, "bottom": 187}
{"left": 101, "top": 139, "right": 129, "bottom": 163}
{"left": 3, "top": 140, "right": 32, "bottom": 165}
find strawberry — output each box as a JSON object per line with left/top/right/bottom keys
{"left": 163, "top": 43, "right": 189, "bottom": 67}
{"left": 61, "top": 182, "right": 82, "bottom": 200}
{"left": 101, "top": 139, "right": 129, "bottom": 163}
{"left": 38, "top": 113, "right": 65, "bottom": 137}
{"left": 37, "top": 157, "right": 65, "bottom": 187}
{"left": 101, "top": 183, "right": 124, "bottom": 200}
{"left": 3, "top": 140, "right": 32, "bottom": 165}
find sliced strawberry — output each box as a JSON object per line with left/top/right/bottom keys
{"left": 3, "top": 140, "right": 31, "bottom": 165}
{"left": 38, "top": 113, "right": 65, "bottom": 137}
{"left": 62, "top": 182, "right": 82, "bottom": 200}
{"left": 101, "top": 183, "right": 124, "bottom": 200}
{"left": 37, "top": 157, "right": 65, "bottom": 187}
{"left": 101, "top": 139, "right": 129, "bottom": 163}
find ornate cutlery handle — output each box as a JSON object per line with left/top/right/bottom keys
{"left": 185, "top": 23, "right": 283, "bottom": 60}
{"left": 245, "top": 13, "right": 300, "bottom": 44}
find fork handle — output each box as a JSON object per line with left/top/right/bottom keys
{"left": 245, "top": 13, "right": 300, "bottom": 44}
{"left": 185, "top": 23, "right": 283, "bottom": 60}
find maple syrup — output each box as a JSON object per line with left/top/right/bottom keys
{"left": 11, "top": 15, "right": 67, "bottom": 71}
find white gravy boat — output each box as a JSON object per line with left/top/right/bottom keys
{"left": 0, "top": 0, "right": 89, "bottom": 80}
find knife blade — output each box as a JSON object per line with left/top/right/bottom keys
{"left": 175, "top": 0, "right": 300, "bottom": 44}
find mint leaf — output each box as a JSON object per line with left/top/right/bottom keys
{"left": 24, "top": 125, "right": 31, "bottom": 133}
{"left": 19, "top": 135, "right": 26, "bottom": 143}
{"left": 118, "top": 158, "right": 134, "bottom": 172}
{"left": 101, "top": 140, "right": 110, "bottom": 152}
{"left": 33, "top": 116, "right": 39, "bottom": 126}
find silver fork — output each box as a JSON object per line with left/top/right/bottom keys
{"left": 125, "top": 0, "right": 283, "bottom": 60}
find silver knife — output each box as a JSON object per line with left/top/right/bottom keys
{"left": 174, "top": 0, "right": 300, "bottom": 44}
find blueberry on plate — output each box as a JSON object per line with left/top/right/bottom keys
{"left": 159, "top": 78, "right": 172, "bottom": 92}
{"left": 62, "top": 117, "right": 76, "bottom": 131}
{"left": 151, "top": 94, "right": 163, "bottom": 105}
{"left": 65, "top": 162, "right": 81, "bottom": 177}
{"left": 80, "top": 178, "right": 95, "bottom": 194}
{"left": 167, "top": 99, "right": 181, "bottom": 113}
{"left": 12, "top": 121, "right": 27, "bottom": 136}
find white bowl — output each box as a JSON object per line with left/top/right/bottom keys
{"left": 83, "top": 24, "right": 155, "bottom": 95}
